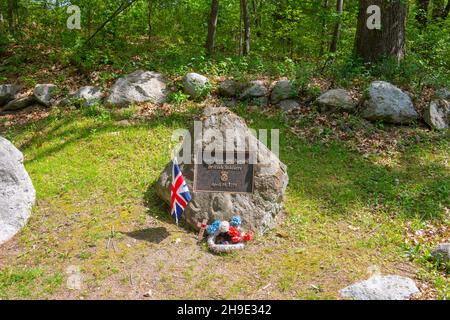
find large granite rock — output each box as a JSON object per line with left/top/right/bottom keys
{"left": 271, "top": 80, "right": 297, "bottom": 104}
{"left": 106, "top": 70, "right": 167, "bottom": 107}
{"left": 361, "top": 81, "right": 419, "bottom": 123}
{"left": 33, "top": 84, "right": 57, "bottom": 107}
{"left": 155, "top": 106, "right": 289, "bottom": 235}
{"left": 183, "top": 73, "right": 210, "bottom": 99}
{"left": 0, "top": 136, "right": 36, "bottom": 244}
{"left": 316, "top": 89, "right": 355, "bottom": 112}
{"left": 0, "top": 85, "right": 23, "bottom": 106}
{"left": 340, "top": 275, "right": 420, "bottom": 300}
{"left": 423, "top": 99, "right": 449, "bottom": 130}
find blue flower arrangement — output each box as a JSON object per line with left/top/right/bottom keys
{"left": 206, "top": 220, "right": 221, "bottom": 235}
{"left": 230, "top": 216, "right": 242, "bottom": 227}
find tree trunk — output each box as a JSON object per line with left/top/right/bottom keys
{"left": 354, "top": 0, "right": 407, "bottom": 63}
{"left": 252, "top": 0, "right": 257, "bottom": 24}
{"left": 87, "top": 5, "right": 92, "bottom": 38}
{"left": 252, "top": 0, "right": 260, "bottom": 36}
{"left": 206, "top": 0, "right": 219, "bottom": 55}
{"left": 431, "top": 0, "right": 446, "bottom": 19}
{"left": 7, "top": 0, "right": 15, "bottom": 34}
{"left": 320, "top": 0, "right": 330, "bottom": 57}
{"left": 0, "top": 1, "right": 5, "bottom": 25}
{"left": 241, "top": 0, "right": 250, "bottom": 56}
{"left": 239, "top": 2, "right": 243, "bottom": 55}
{"left": 148, "top": 0, "right": 152, "bottom": 41}
{"left": 13, "top": 0, "right": 19, "bottom": 30}
{"left": 416, "top": 0, "right": 430, "bottom": 26}
{"left": 444, "top": 0, "right": 450, "bottom": 18}
{"left": 329, "top": 0, "right": 344, "bottom": 53}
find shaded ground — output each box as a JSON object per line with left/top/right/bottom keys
{"left": 0, "top": 101, "right": 448, "bottom": 299}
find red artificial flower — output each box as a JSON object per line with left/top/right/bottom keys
{"left": 243, "top": 230, "right": 254, "bottom": 242}
{"left": 228, "top": 226, "right": 241, "bottom": 238}
{"left": 228, "top": 226, "right": 242, "bottom": 243}
{"left": 231, "top": 236, "right": 241, "bottom": 243}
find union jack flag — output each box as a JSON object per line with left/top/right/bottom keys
{"left": 170, "top": 158, "right": 192, "bottom": 224}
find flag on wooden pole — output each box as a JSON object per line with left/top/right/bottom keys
{"left": 170, "top": 158, "right": 192, "bottom": 225}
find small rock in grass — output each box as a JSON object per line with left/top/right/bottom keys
{"left": 316, "top": 89, "right": 355, "bottom": 112}
{"left": 183, "top": 73, "right": 210, "bottom": 99}
{"left": 221, "top": 98, "right": 238, "bottom": 108}
{"left": 278, "top": 99, "right": 300, "bottom": 112}
{"left": 33, "top": 84, "right": 57, "bottom": 107}
{"left": 340, "top": 275, "right": 420, "bottom": 300}
{"left": 271, "top": 80, "right": 297, "bottom": 104}
{"left": 218, "top": 80, "right": 244, "bottom": 98}
{"left": 423, "top": 99, "right": 449, "bottom": 130}
{"left": 434, "top": 88, "right": 450, "bottom": 100}
{"left": 0, "top": 84, "right": 23, "bottom": 106}
{"left": 251, "top": 96, "right": 269, "bottom": 108}
{"left": 3, "top": 96, "right": 36, "bottom": 111}
{"left": 71, "top": 86, "right": 104, "bottom": 107}
{"left": 239, "top": 80, "right": 268, "bottom": 99}
{"left": 143, "top": 289, "right": 153, "bottom": 297}
{"left": 431, "top": 243, "right": 450, "bottom": 263}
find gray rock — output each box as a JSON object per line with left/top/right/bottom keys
{"left": 71, "top": 86, "right": 104, "bottom": 107}
{"left": 221, "top": 98, "right": 238, "bottom": 108}
{"left": 423, "top": 99, "right": 449, "bottom": 130}
{"left": 2, "top": 96, "right": 36, "bottom": 111}
{"left": 0, "top": 136, "right": 36, "bottom": 245}
{"left": 239, "top": 80, "right": 268, "bottom": 99}
{"left": 218, "top": 80, "right": 244, "bottom": 98}
{"left": 278, "top": 99, "right": 300, "bottom": 112}
{"left": 316, "top": 89, "right": 355, "bottom": 112}
{"left": 361, "top": 81, "right": 419, "bottom": 123}
{"left": 106, "top": 70, "right": 167, "bottom": 107}
{"left": 33, "top": 84, "right": 57, "bottom": 107}
{"left": 340, "top": 275, "right": 420, "bottom": 300}
{"left": 434, "top": 88, "right": 450, "bottom": 100}
{"left": 251, "top": 96, "right": 269, "bottom": 108}
{"left": 0, "top": 85, "right": 23, "bottom": 106}
{"left": 431, "top": 243, "right": 450, "bottom": 263}
{"left": 183, "top": 73, "right": 210, "bottom": 99}
{"left": 155, "top": 106, "right": 289, "bottom": 235}
{"left": 271, "top": 80, "right": 297, "bottom": 104}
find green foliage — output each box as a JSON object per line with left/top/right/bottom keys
{"left": 1, "top": 0, "right": 446, "bottom": 95}
{"left": 80, "top": 103, "right": 112, "bottom": 120}
{"left": 168, "top": 90, "right": 190, "bottom": 105}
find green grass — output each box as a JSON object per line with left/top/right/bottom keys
{"left": 0, "top": 103, "right": 448, "bottom": 299}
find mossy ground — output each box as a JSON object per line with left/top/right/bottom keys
{"left": 0, "top": 101, "right": 448, "bottom": 299}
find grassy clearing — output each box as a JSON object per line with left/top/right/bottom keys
{"left": 0, "top": 102, "right": 448, "bottom": 299}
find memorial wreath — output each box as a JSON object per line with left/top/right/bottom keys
{"left": 204, "top": 216, "right": 254, "bottom": 253}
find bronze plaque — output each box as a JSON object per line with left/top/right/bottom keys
{"left": 194, "top": 151, "right": 254, "bottom": 193}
